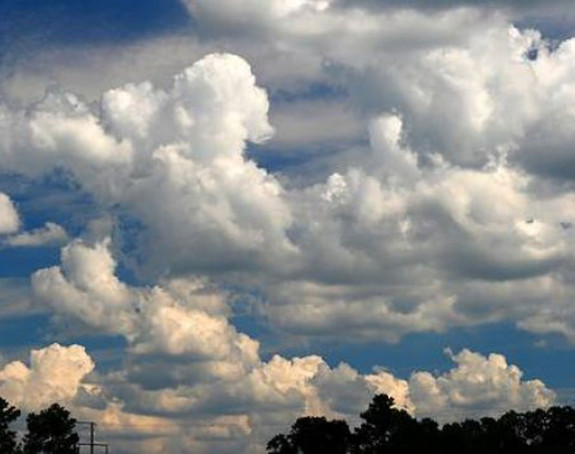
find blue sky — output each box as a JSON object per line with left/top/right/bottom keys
{"left": 1, "top": 1, "right": 575, "bottom": 452}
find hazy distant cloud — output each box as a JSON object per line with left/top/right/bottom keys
{"left": 268, "top": 99, "right": 364, "bottom": 151}
{"left": 0, "top": 278, "right": 34, "bottom": 319}
{"left": 332, "top": 0, "right": 574, "bottom": 10}
{"left": 4, "top": 222, "right": 68, "bottom": 247}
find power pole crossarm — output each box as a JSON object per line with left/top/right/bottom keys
{"left": 77, "top": 420, "right": 103, "bottom": 453}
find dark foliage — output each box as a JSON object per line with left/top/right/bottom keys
{"left": 267, "top": 416, "right": 351, "bottom": 454}
{"left": 267, "top": 394, "right": 575, "bottom": 454}
{"left": 23, "top": 403, "right": 79, "bottom": 454}
{"left": 0, "top": 397, "right": 21, "bottom": 454}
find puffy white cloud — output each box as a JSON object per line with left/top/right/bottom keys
{"left": 0, "top": 93, "right": 133, "bottom": 196}
{"left": 180, "top": 1, "right": 575, "bottom": 184}
{"left": 0, "top": 193, "right": 20, "bottom": 234}
{"left": 33, "top": 238, "right": 136, "bottom": 335}
{"left": 3, "top": 40, "right": 575, "bottom": 344}
{"left": 409, "top": 349, "right": 556, "bottom": 422}
{"left": 3, "top": 53, "right": 297, "bottom": 278}
{"left": 1, "top": 10, "right": 575, "bottom": 351}
{"left": 33, "top": 239, "right": 260, "bottom": 384}
{"left": 0, "top": 343, "right": 94, "bottom": 411}
{"left": 260, "top": 109, "right": 575, "bottom": 340}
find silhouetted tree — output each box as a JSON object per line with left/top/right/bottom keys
{"left": 0, "top": 397, "right": 21, "bottom": 454}
{"left": 23, "top": 403, "right": 79, "bottom": 454}
{"left": 523, "top": 408, "right": 549, "bottom": 447}
{"left": 352, "top": 394, "right": 420, "bottom": 453}
{"left": 543, "top": 406, "right": 575, "bottom": 447}
{"left": 494, "top": 410, "right": 528, "bottom": 452}
{"left": 267, "top": 416, "right": 351, "bottom": 454}
{"left": 414, "top": 417, "right": 441, "bottom": 452}
{"left": 268, "top": 394, "right": 575, "bottom": 454}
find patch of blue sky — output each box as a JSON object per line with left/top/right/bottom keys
{"left": 516, "top": 17, "right": 575, "bottom": 41}
{"left": 0, "top": 0, "right": 192, "bottom": 53}
{"left": 258, "top": 322, "right": 575, "bottom": 394}
{"left": 0, "top": 246, "right": 60, "bottom": 277}
{"left": 247, "top": 143, "right": 332, "bottom": 174}
{"left": 0, "top": 172, "right": 94, "bottom": 236}
{"left": 0, "top": 172, "right": 133, "bottom": 371}
{"left": 0, "top": 301, "right": 127, "bottom": 371}
{"left": 0, "top": 314, "right": 48, "bottom": 348}
{"left": 269, "top": 80, "right": 349, "bottom": 104}
{"left": 0, "top": 312, "right": 128, "bottom": 372}
{"left": 113, "top": 213, "right": 150, "bottom": 286}
{"left": 64, "top": 334, "right": 127, "bottom": 372}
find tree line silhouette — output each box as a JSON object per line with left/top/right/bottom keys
{"left": 0, "top": 397, "right": 79, "bottom": 453}
{"left": 267, "top": 394, "right": 575, "bottom": 453}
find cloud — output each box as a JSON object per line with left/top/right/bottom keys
{"left": 183, "top": 0, "right": 332, "bottom": 29}
{"left": 0, "top": 193, "right": 20, "bottom": 234}
{"left": 331, "top": 0, "right": 574, "bottom": 12}
{"left": 409, "top": 349, "right": 555, "bottom": 422}
{"left": 70, "top": 344, "right": 555, "bottom": 452}
{"left": 0, "top": 278, "right": 34, "bottom": 320}
{"left": 0, "top": 53, "right": 296, "bottom": 278}
{"left": 260, "top": 115, "right": 575, "bottom": 341}
{"left": 267, "top": 98, "right": 363, "bottom": 151}
{"left": 4, "top": 222, "right": 68, "bottom": 247}
{"left": 29, "top": 240, "right": 555, "bottom": 450}
{"left": 0, "top": 343, "right": 94, "bottom": 411}
{"left": 85, "top": 348, "right": 554, "bottom": 452}
{"left": 33, "top": 239, "right": 260, "bottom": 384}
{"left": 0, "top": 38, "right": 574, "bottom": 344}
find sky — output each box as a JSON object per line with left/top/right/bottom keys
{"left": 1, "top": 0, "right": 575, "bottom": 452}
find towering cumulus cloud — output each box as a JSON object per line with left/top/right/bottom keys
{"left": 0, "top": 54, "right": 293, "bottom": 277}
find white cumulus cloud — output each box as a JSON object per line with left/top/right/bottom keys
{"left": 0, "top": 343, "right": 94, "bottom": 411}
{"left": 0, "top": 193, "right": 20, "bottom": 235}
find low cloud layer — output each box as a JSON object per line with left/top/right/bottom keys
{"left": 5, "top": 222, "right": 68, "bottom": 247}
{"left": 24, "top": 240, "right": 555, "bottom": 451}
{"left": 0, "top": 340, "right": 554, "bottom": 452}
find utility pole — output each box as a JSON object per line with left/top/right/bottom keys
{"left": 90, "top": 422, "right": 95, "bottom": 454}
{"left": 77, "top": 421, "right": 108, "bottom": 453}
